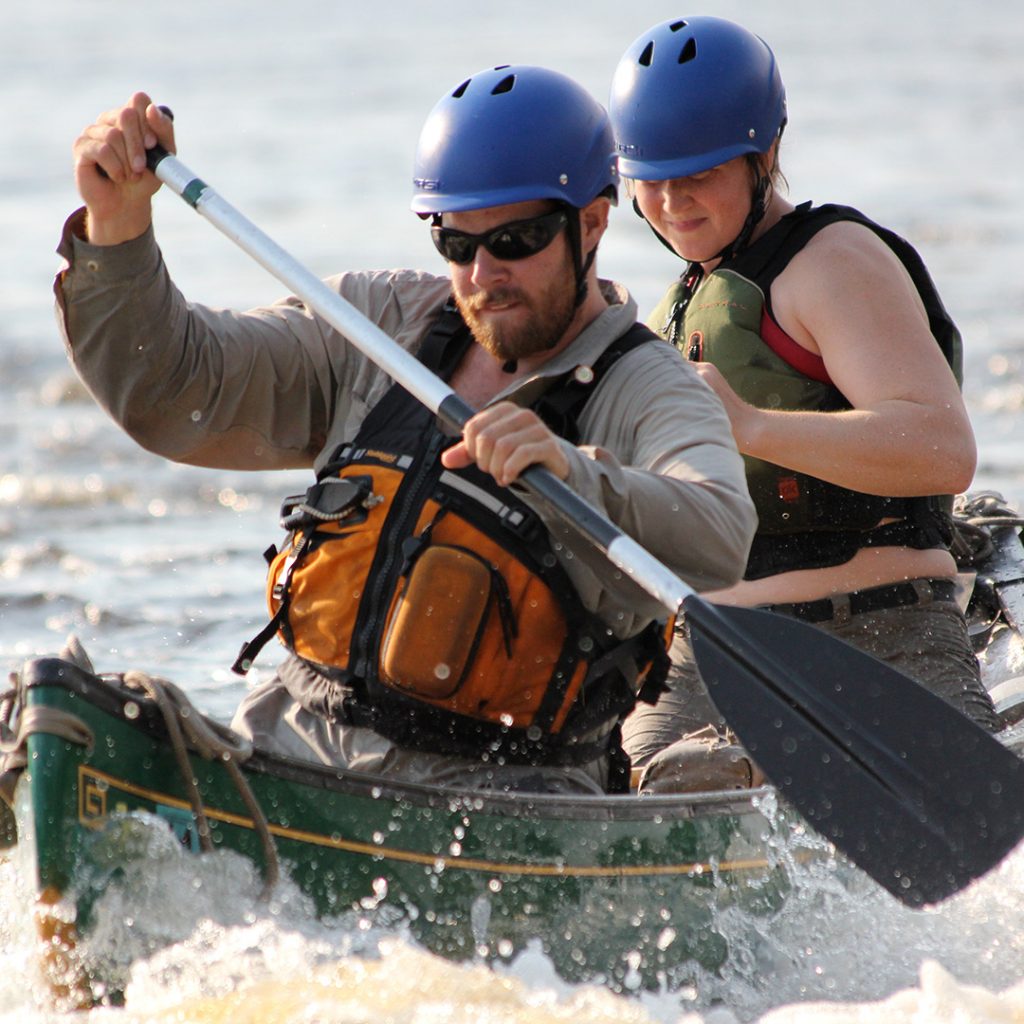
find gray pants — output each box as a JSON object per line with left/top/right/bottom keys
{"left": 622, "top": 584, "right": 1000, "bottom": 769}
{"left": 230, "top": 673, "right": 609, "bottom": 795}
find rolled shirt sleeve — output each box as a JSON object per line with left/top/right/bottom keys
{"left": 54, "top": 208, "right": 451, "bottom": 470}
{"left": 54, "top": 210, "right": 755, "bottom": 635}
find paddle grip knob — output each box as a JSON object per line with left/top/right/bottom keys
{"left": 94, "top": 104, "right": 174, "bottom": 180}
{"left": 145, "top": 105, "right": 175, "bottom": 172}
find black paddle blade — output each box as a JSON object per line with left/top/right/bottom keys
{"left": 684, "top": 596, "right": 1024, "bottom": 907}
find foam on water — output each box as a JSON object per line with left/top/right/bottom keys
{"left": 5, "top": 838, "right": 1024, "bottom": 1024}
{"left": 3, "top": 0, "right": 1024, "bottom": 1019}
{"left": 5, "top": 788, "right": 1024, "bottom": 1024}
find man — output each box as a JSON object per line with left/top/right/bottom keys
{"left": 57, "top": 66, "right": 756, "bottom": 794}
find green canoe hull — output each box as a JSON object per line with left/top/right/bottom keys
{"left": 12, "top": 657, "right": 799, "bottom": 993}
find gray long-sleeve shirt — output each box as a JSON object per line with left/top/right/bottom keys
{"left": 54, "top": 209, "right": 756, "bottom": 636}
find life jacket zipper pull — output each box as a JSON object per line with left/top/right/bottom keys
{"left": 489, "top": 568, "right": 518, "bottom": 657}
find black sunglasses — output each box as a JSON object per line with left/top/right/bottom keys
{"left": 431, "top": 209, "right": 568, "bottom": 265}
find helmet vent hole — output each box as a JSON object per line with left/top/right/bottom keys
{"left": 491, "top": 74, "right": 516, "bottom": 96}
{"left": 668, "top": 20, "right": 688, "bottom": 31}
{"left": 639, "top": 42, "right": 655, "bottom": 67}
{"left": 452, "top": 79, "right": 470, "bottom": 99}
{"left": 678, "top": 38, "right": 697, "bottom": 64}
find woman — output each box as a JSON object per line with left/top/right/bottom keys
{"left": 608, "top": 16, "right": 999, "bottom": 792}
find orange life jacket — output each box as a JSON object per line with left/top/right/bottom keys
{"left": 236, "top": 305, "right": 670, "bottom": 767}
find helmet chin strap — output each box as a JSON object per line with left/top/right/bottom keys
{"left": 563, "top": 203, "right": 594, "bottom": 310}
{"left": 721, "top": 174, "right": 770, "bottom": 261}
{"left": 632, "top": 197, "right": 680, "bottom": 257}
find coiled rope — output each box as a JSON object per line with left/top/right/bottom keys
{"left": 1, "top": 666, "right": 279, "bottom": 901}
{"left": 120, "top": 671, "right": 280, "bottom": 900}
{"left": 951, "top": 491, "right": 1024, "bottom": 569}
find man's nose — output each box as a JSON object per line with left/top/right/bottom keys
{"left": 469, "top": 244, "right": 511, "bottom": 288}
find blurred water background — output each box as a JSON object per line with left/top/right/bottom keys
{"left": 2, "top": 0, "right": 1023, "bottom": 1021}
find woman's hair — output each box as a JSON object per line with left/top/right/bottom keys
{"left": 746, "top": 144, "right": 788, "bottom": 194}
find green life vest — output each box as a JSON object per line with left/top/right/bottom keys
{"left": 649, "top": 202, "right": 960, "bottom": 580}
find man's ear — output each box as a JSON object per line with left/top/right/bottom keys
{"left": 580, "top": 196, "right": 611, "bottom": 248}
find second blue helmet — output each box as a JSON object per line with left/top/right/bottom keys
{"left": 609, "top": 16, "right": 787, "bottom": 181}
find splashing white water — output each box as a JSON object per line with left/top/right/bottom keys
{"left": 4, "top": 801, "right": 1024, "bottom": 1024}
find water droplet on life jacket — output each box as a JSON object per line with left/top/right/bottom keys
{"left": 434, "top": 663, "right": 451, "bottom": 680}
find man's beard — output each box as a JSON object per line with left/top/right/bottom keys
{"left": 455, "top": 265, "right": 578, "bottom": 364}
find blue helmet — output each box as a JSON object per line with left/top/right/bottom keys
{"left": 411, "top": 65, "right": 618, "bottom": 214}
{"left": 609, "top": 17, "right": 787, "bottom": 181}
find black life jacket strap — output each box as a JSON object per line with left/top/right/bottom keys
{"left": 233, "top": 535, "right": 312, "bottom": 674}
{"left": 530, "top": 321, "right": 661, "bottom": 443}
{"left": 723, "top": 201, "right": 962, "bottom": 381}
{"left": 336, "top": 691, "right": 619, "bottom": 767}
{"left": 414, "top": 297, "right": 473, "bottom": 377}
{"left": 746, "top": 503, "right": 955, "bottom": 580}
{"left": 408, "top": 300, "right": 661, "bottom": 445}
{"left": 234, "top": 610, "right": 286, "bottom": 676}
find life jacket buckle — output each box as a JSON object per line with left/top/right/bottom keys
{"left": 279, "top": 476, "right": 375, "bottom": 531}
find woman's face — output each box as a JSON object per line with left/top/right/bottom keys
{"left": 632, "top": 156, "right": 755, "bottom": 263}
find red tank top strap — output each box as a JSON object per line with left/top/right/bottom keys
{"left": 760, "top": 309, "right": 833, "bottom": 384}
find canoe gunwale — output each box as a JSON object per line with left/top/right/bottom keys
{"left": 20, "top": 657, "right": 772, "bottom": 825}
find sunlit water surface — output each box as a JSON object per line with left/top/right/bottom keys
{"left": 2, "top": 0, "right": 1023, "bottom": 1020}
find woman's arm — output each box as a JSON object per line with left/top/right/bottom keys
{"left": 697, "top": 220, "right": 975, "bottom": 497}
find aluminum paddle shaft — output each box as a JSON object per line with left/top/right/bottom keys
{"left": 146, "top": 142, "right": 690, "bottom": 617}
